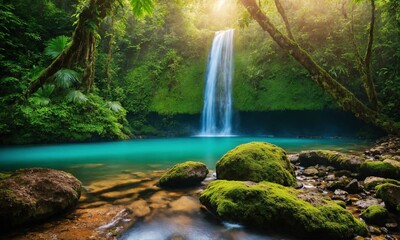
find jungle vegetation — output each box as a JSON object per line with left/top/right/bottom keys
{"left": 0, "top": 0, "right": 399, "bottom": 143}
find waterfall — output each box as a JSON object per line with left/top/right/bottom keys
{"left": 200, "top": 29, "right": 234, "bottom": 136}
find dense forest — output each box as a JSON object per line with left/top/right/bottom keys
{"left": 1, "top": 0, "right": 399, "bottom": 144}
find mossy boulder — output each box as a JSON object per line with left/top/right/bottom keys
{"left": 361, "top": 205, "right": 389, "bottom": 225}
{"left": 363, "top": 176, "right": 400, "bottom": 190}
{"left": 158, "top": 161, "right": 209, "bottom": 188}
{"left": 216, "top": 142, "right": 295, "bottom": 186}
{"left": 200, "top": 180, "right": 367, "bottom": 239}
{"left": 360, "top": 159, "right": 400, "bottom": 180}
{"left": 0, "top": 168, "right": 81, "bottom": 229}
{"left": 298, "top": 150, "right": 364, "bottom": 172}
{"left": 375, "top": 183, "right": 400, "bottom": 213}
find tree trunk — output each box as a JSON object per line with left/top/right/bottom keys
{"left": 274, "top": 0, "right": 294, "bottom": 40}
{"left": 240, "top": 0, "right": 399, "bottom": 134}
{"left": 26, "top": 0, "right": 115, "bottom": 96}
{"left": 105, "top": 15, "right": 115, "bottom": 90}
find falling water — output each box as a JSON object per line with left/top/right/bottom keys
{"left": 200, "top": 29, "right": 234, "bottom": 136}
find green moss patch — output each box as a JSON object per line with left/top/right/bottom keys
{"left": 360, "top": 161, "right": 400, "bottom": 180}
{"left": 375, "top": 183, "right": 400, "bottom": 213}
{"left": 361, "top": 205, "right": 389, "bottom": 225}
{"left": 216, "top": 142, "right": 296, "bottom": 186}
{"left": 298, "top": 150, "right": 364, "bottom": 172}
{"left": 200, "top": 180, "right": 367, "bottom": 239}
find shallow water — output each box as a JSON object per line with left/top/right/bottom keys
{"left": 0, "top": 137, "right": 372, "bottom": 184}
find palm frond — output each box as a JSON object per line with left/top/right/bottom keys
{"left": 55, "top": 69, "right": 80, "bottom": 89}
{"left": 44, "top": 35, "right": 70, "bottom": 59}
{"left": 30, "top": 84, "right": 55, "bottom": 106}
{"left": 130, "top": 0, "right": 154, "bottom": 18}
{"left": 66, "top": 90, "right": 88, "bottom": 104}
{"left": 107, "top": 101, "right": 123, "bottom": 112}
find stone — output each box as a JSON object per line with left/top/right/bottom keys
{"left": 169, "top": 196, "right": 199, "bottom": 213}
{"left": 158, "top": 161, "right": 209, "bottom": 188}
{"left": 199, "top": 180, "right": 367, "bottom": 239}
{"left": 326, "top": 176, "right": 350, "bottom": 190}
{"left": 354, "top": 198, "right": 381, "bottom": 209}
{"left": 298, "top": 150, "right": 364, "bottom": 172}
{"left": 361, "top": 205, "right": 389, "bottom": 225}
{"left": 375, "top": 183, "right": 400, "bottom": 213}
{"left": 345, "top": 179, "right": 361, "bottom": 194}
{"left": 304, "top": 167, "right": 319, "bottom": 176}
{"left": 216, "top": 142, "right": 296, "bottom": 186}
{"left": 0, "top": 168, "right": 81, "bottom": 228}
{"left": 363, "top": 176, "right": 400, "bottom": 190}
{"left": 360, "top": 160, "right": 400, "bottom": 180}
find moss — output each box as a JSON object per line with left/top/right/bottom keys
{"left": 361, "top": 205, "right": 389, "bottom": 225}
{"left": 159, "top": 161, "right": 209, "bottom": 188}
{"left": 375, "top": 183, "right": 400, "bottom": 212}
{"left": 360, "top": 161, "right": 400, "bottom": 180}
{"left": 334, "top": 200, "right": 346, "bottom": 209}
{"left": 200, "top": 180, "right": 367, "bottom": 239}
{"left": 364, "top": 177, "right": 400, "bottom": 190}
{"left": 216, "top": 142, "right": 296, "bottom": 186}
{"left": 0, "top": 172, "right": 11, "bottom": 180}
{"left": 298, "top": 150, "right": 364, "bottom": 172}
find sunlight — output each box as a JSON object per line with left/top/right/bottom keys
{"left": 214, "top": 0, "right": 227, "bottom": 11}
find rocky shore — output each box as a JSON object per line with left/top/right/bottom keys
{"left": 0, "top": 136, "right": 399, "bottom": 239}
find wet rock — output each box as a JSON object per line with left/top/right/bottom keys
{"left": 0, "top": 168, "right": 81, "bottom": 228}
{"left": 327, "top": 176, "right": 350, "bottom": 190}
{"left": 367, "top": 225, "right": 381, "bottom": 235}
{"left": 345, "top": 179, "right": 361, "bottom": 194}
{"left": 158, "top": 161, "right": 209, "bottom": 188}
{"left": 169, "top": 196, "right": 199, "bottom": 213}
{"left": 335, "top": 170, "right": 352, "bottom": 178}
{"left": 127, "top": 199, "right": 151, "bottom": 218}
{"left": 334, "top": 189, "right": 348, "bottom": 195}
{"left": 288, "top": 154, "right": 299, "bottom": 164}
{"left": 354, "top": 198, "right": 381, "bottom": 209}
{"left": 363, "top": 176, "right": 400, "bottom": 190}
{"left": 216, "top": 142, "right": 296, "bottom": 186}
{"left": 304, "top": 167, "right": 319, "bottom": 176}
{"left": 200, "top": 180, "right": 367, "bottom": 239}
{"left": 376, "top": 183, "right": 400, "bottom": 213}
{"left": 360, "top": 159, "right": 400, "bottom": 180}
{"left": 385, "top": 222, "right": 398, "bottom": 229}
{"left": 361, "top": 205, "right": 389, "bottom": 225}
{"left": 298, "top": 150, "right": 364, "bottom": 172}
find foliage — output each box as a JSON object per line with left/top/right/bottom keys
{"left": 55, "top": 69, "right": 80, "bottom": 89}
{"left": 44, "top": 36, "right": 70, "bottom": 59}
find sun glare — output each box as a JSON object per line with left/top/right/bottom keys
{"left": 214, "top": 0, "right": 227, "bottom": 11}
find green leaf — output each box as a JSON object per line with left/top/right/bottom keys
{"left": 30, "top": 84, "right": 55, "bottom": 106}
{"left": 66, "top": 90, "right": 88, "bottom": 104}
{"left": 130, "top": 0, "right": 155, "bottom": 18}
{"left": 55, "top": 69, "right": 80, "bottom": 89}
{"left": 44, "top": 36, "right": 70, "bottom": 59}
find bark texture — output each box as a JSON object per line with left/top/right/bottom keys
{"left": 240, "top": 0, "right": 399, "bottom": 134}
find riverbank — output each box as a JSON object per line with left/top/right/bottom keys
{"left": 1, "top": 136, "right": 399, "bottom": 239}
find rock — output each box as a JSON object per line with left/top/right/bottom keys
{"left": 363, "top": 176, "right": 400, "bottom": 190}
{"left": 334, "top": 189, "right": 348, "bottom": 195}
{"left": 127, "top": 199, "right": 151, "bottom": 218}
{"left": 367, "top": 225, "right": 381, "bottom": 234}
{"left": 216, "top": 142, "right": 296, "bottom": 186}
{"left": 304, "top": 167, "right": 319, "bottom": 176}
{"left": 354, "top": 198, "right": 381, "bottom": 209}
{"left": 199, "top": 180, "right": 367, "bottom": 239}
{"left": 360, "top": 160, "right": 400, "bottom": 180}
{"left": 0, "top": 168, "right": 81, "bottom": 228}
{"left": 298, "top": 150, "right": 364, "bottom": 172}
{"left": 335, "top": 170, "right": 352, "bottom": 178}
{"left": 361, "top": 205, "right": 389, "bottom": 225}
{"left": 169, "top": 196, "right": 199, "bottom": 213}
{"left": 375, "top": 183, "right": 400, "bottom": 213}
{"left": 288, "top": 154, "right": 299, "bottom": 163}
{"left": 327, "top": 176, "right": 350, "bottom": 190}
{"left": 158, "top": 161, "right": 209, "bottom": 188}
{"left": 345, "top": 179, "right": 361, "bottom": 194}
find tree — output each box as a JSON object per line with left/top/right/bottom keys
{"left": 240, "top": 0, "right": 399, "bottom": 134}
{"left": 26, "top": 0, "right": 154, "bottom": 96}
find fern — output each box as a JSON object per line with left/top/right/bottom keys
{"left": 44, "top": 35, "right": 70, "bottom": 59}
{"left": 66, "top": 90, "right": 88, "bottom": 104}
{"left": 30, "top": 84, "right": 55, "bottom": 106}
{"left": 107, "top": 101, "right": 123, "bottom": 112}
{"left": 55, "top": 69, "right": 80, "bottom": 89}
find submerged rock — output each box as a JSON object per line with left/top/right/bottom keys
{"left": 361, "top": 205, "right": 389, "bottom": 225}
{"left": 200, "top": 180, "right": 367, "bottom": 240}
{"left": 376, "top": 183, "right": 400, "bottom": 213}
{"left": 298, "top": 150, "right": 364, "bottom": 172}
{"left": 158, "top": 161, "right": 209, "bottom": 188}
{"left": 0, "top": 168, "right": 81, "bottom": 228}
{"left": 216, "top": 142, "right": 296, "bottom": 186}
{"left": 360, "top": 160, "right": 400, "bottom": 180}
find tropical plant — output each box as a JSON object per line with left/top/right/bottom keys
{"left": 29, "top": 84, "right": 55, "bottom": 106}
{"left": 55, "top": 68, "right": 80, "bottom": 88}
{"left": 44, "top": 35, "right": 70, "bottom": 59}
{"left": 66, "top": 90, "right": 88, "bottom": 104}
{"left": 107, "top": 101, "right": 123, "bottom": 112}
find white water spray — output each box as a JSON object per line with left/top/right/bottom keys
{"left": 200, "top": 29, "right": 234, "bottom": 136}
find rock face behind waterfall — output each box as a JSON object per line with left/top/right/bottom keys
{"left": 0, "top": 168, "right": 81, "bottom": 228}
{"left": 216, "top": 142, "right": 296, "bottom": 186}
{"left": 199, "top": 180, "right": 368, "bottom": 240}
{"left": 158, "top": 161, "right": 209, "bottom": 188}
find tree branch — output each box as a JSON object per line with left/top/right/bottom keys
{"left": 274, "top": 0, "right": 294, "bottom": 40}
